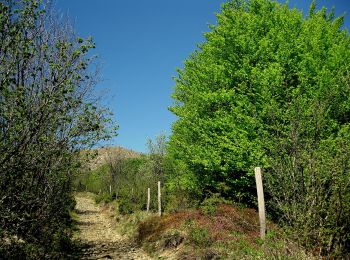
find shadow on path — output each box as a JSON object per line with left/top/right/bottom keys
{"left": 72, "top": 192, "right": 150, "bottom": 260}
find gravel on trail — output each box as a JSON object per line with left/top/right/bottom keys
{"left": 74, "top": 193, "right": 151, "bottom": 260}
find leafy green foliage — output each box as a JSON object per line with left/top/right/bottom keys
{"left": 78, "top": 135, "right": 169, "bottom": 214}
{"left": 95, "top": 193, "right": 114, "bottom": 204}
{"left": 0, "top": 0, "right": 116, "bottom": 257}
{"left": 169, "top": 0, "right": 350, "bottom": 256}
{"left": 200, "top": 193, "right": 231, "bottom": 216}
{"left": 77, "top": 164, "right": 110, "bottom": 193}
{"left": 187, "top": 224, "right": 213, "bottom": 248}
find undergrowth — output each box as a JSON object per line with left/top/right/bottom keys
{"left": 92, "top": 192, "right": 314, "bottom": 259}
{"left": 135, "top": 203, "right": 313, "bottom": 259}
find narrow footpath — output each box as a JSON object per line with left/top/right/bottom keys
{"left": 74, "top": 193, "right": 151, "bottom": 260}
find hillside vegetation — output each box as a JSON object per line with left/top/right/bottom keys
{"left": 0, "top": 0, "right": 116, "bottom": 258}
{"left": 77, "top": 151, "right": 313, "bottom": 259}
{"left": 1, "top": 0, "right": 349, "bottom": 259}
{"left": 168, "top": 0, "right": 350, "bottom": 257}
{"left": 79, "top": 0, "right": 350, "bottom": 258}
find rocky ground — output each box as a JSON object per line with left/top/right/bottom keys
{"left": 74, "top": 193, "right": 151, "bottom": 260}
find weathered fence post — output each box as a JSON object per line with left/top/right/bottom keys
{"left": 255, "top": 167, "right": 266, "bottom": 239}
{"left": 147, "top": 188, "right": 150, "bottom": 213}
{"left": 109, "top": 185, "right": 112, "bottom": 195}
{"left": 158, "top": 181, "right": 162, "bottom": 216}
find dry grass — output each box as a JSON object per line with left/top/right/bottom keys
{"left": 136, "top": 204, "right": 313, "bottom": 259}
{"left": 137, "top": 204, "right": 260, "bottom": 243}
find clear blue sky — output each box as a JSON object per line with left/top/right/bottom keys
{"left": 56, "top": 0, "right": 349, "bottom": 153}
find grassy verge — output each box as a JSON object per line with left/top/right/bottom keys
{"left": 136, "top": 204, "right": 313, "bottom": 259}
{"left": 95, "top": 195, "right": 313, "bottom": 259}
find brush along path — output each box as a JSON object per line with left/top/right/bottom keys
{"left": 74, "top": 193, "right": 151, "bottom": 260}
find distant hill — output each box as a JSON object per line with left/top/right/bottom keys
{"left": 83, "top": 146, "right": 142, "bottom": 170}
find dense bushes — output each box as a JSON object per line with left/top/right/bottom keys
{"left": 0, "top": 0, "right": 115, "bottom": 257}
{"left": 77, "top": 136, "right": 168, "bottom": 214}
{"left": 77, "top": 134, "right": 202, "bottom": 216}
{"left": 79, "top": 156, "right": 156, "bottom": 213}
{"left": 169, "top": 0, "right": 350, "bottom": 256}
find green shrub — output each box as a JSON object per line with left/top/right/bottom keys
{"left": 168, "top": 0, "right": 350, "bottom": 256}
{"left": 0, "top": 0, "right": 116, "bottom": 257}
{"left": 117, "top": 197, "right": 143, "bottom": 215}
{"left": 95, "top": 193, "right": 114, "bottom": 204}
{"left": 200, "top": 193, "right": 230, "bottom": 215}
{"left": 187, "top": 225, "right": 213, "bottom": 248}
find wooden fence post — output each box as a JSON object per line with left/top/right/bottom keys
{"left": 158, "top": 181, "right": 162, "bottom": 216}
{"left": 255, "top": 167, "right": 266, "bottom": 239}
{"left": 147, "top": 188, "right": 150, "bottom": 213}
{"left": 109, "top": 185, "right": 112, "bottom": 194}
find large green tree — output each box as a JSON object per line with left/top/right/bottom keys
{"left": 169, "top": 0, "right": 349, "bottom": 256}
{"left": 0, "top": 0, "right": 116, "bottom": 257}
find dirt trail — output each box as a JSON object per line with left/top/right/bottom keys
{"left": 74, "top": 193, "right": 151, "bottom": 260}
